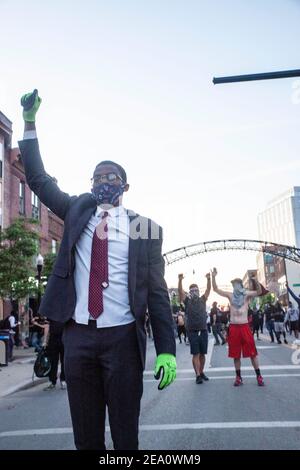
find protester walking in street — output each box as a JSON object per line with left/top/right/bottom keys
{"left": 285, "top": 300, "right": 299, "bottom": 339}
{"left": 284, "top": 307, "right": 290, "bottom": 334}
{"left": 43, "top": 320, "right": 67, "bottom": 390}
{"left": 178, "top": 273, "right": 211, "bottom": 384}
{"left": 251, "top": 307, "right": 260, "bottom": 340}
{"left": 8, "top": 312, "right": 19, "bottom": 361}
{"left": 273, "top": 301, "right": 288, "bottom": 344}
{"left": 212, "top": 268, "right": 265, "bottom": 387}
{"left": 286, "top": 283, "right": 300, "bottom": 336}
{"left": 259, "top": 309, "right": 264, "bottom": 334}
{"left": 177, "top": 310, "right": 186, "bottom": 344}
{"left": 264, "top": 303, "right": 276, "bottom": 343}
{"left": 10, "top": 311, "right": 21, "bottom": 347}
{"left": 210, "top": 302, "right": 226, "bottom": 345}
{"left": 19, "top": 90, "right": 176, "bottom": 451}
{"left": 171, "top": 292, "right": 180, "bottom": 337}
{"left": 206, "top": 310, "right": 211, "bottom": 334}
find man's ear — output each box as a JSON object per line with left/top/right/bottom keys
{"left": 124, "top": 183, "right": 130, "bottom": 192}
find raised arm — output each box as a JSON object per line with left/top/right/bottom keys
{"left": 286, "top": 284, "right": 300, "bottom": 307}
{"left": 211, "top": 268, "right": 231, "bottom": 300}
{"left": 178, "top": 274, "right": 186, "bottom": 303}
{"left": 19, "top": 91, "right": 74, "bottom": 220}
{"left": 203, "top": 273, "right": 211, "bottom": 301}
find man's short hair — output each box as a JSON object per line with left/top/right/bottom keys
{"left": 94, "top": 160, "right": 127, "bottom": 183}
{"left": 189, "top": 283, "right": 199, "bottom": 290}
{"left": 231, "top": 278, "right": 243, "bottom": 286}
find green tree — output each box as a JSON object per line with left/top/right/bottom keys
{"left": 0, "top": 218, "right": 39, "bottom": 301}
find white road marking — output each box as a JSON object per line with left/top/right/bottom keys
{"left": 144, "top": 365, "right": 300, "bottom": 375}
{"left": 256, "top": 346, "right": 279, "bottom": 349}
{"left": 2, "top": 421, "right": 300, "bottom": 438}
{"left": 144, "top": 373, "right": 300, "bottom": 382}
{"left": 138, "top": 421, "right": 300, "bottom": 431}
{"left": 0, "top": 428, "right": 73, "bottom": 437}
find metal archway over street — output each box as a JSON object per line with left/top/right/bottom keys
{"left": 163, "top": 239, "right": 300, "bottom": 266}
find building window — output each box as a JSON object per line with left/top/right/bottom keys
{"left": 19, "top": 181, "right": 25, "bottom": 215}
{"left": 31, "top": 192, "right": 40, "bottom": 220}
{"left": 51, "top": 239, "right": 57, "bottom": 254}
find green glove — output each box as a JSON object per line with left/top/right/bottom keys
{"left": 154, "top": 353, "right": 176, "bottom": 390}
{"left": 21, "top": 90, "right": 42, "bottom": 122}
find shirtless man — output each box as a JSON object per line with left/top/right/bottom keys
{"left": 211, "top": 268, "right": 264, "bottom": 387}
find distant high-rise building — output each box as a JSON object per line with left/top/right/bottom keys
{"left": 257, "top": 187, "right": 300, "bottom": 306}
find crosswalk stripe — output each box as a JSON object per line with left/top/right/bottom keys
{"left": 2, "top": 421, "right": 300, "bottom": 437}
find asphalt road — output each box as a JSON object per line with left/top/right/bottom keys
{"left": 1, "top": 331, "right": 300, "bottom": 450}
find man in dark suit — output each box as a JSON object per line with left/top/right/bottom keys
{"left": 19, "top": 91, "right": 176, "bottom": 450}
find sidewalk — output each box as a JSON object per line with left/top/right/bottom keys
{"left": 0, "top": 347, "right": 47, "bottom": 398}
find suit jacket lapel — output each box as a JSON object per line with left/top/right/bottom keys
{"left": 69, "top": 201, "right": 96, "bottom": 248}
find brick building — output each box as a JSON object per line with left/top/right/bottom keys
{"left": 0, "top": 110, "right": 64, "bottom": 318}
{"left": 0, "top": 111, "right": 12, "bottom": 232}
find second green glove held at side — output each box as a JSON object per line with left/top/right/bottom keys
{"left": 154, "top": 353, "right": 177, "bottom": 390}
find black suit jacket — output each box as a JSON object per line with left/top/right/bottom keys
{"left": 18, "top": 139, "right": 176, "bottom": 368}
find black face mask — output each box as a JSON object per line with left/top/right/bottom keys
{"left": 91, "top": 182, "right": 126, "bottom": 205}
{"left": 189, "top": 289, "right": 199, "bottom": 299}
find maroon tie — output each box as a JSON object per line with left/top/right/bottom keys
{"left": 88, "top": 211, "right": 109, "bottom": 319}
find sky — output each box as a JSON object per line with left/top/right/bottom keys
{"left": 1, "top": 0, "right": 300, "bottom": 303}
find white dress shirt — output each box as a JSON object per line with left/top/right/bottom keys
{"left": 73, "top": 205, "right": 135, "bottom": 328}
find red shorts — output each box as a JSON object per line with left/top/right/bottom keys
{"left": 228, "top": 323, "right": 257, "bottom": 359}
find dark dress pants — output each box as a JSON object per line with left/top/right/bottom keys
{"left": 63, "top": 320, "right": 143, "bottom": 450}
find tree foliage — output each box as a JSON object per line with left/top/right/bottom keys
{"left": 0, "top": 218, "right": 39, "bottom": 300}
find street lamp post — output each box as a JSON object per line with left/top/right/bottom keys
{"left": 36, "top": 254, "right": 44, "bottom": 312}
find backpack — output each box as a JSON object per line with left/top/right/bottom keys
{"left": 33, "top": 347, "right": 51, "bottom": 378}
{"left": 0, "top": 317, "right": 10, "bottom": 330}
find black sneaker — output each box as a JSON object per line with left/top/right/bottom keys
{"left": 196, "top": 375, "right": 203, "bottom": 384}
{"left": 200, "top": 373, "right": 209, "bottom": 381}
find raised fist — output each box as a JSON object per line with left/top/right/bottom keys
{"left": 21, "top": 89, "right": 41, "bottom": 122}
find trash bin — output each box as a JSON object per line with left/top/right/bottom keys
{"left": 0, "top": 329, "right": 10, "bottom": 366}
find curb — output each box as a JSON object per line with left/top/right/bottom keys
{"left": 1, "top": 376, "right": 48, "bottom": 398}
